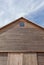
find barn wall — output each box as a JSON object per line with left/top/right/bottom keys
{"left": 0, "top": 52, "right": 38, "bottom": 65}
{"left": 0, "top": 27, "right": 44, "bottom": 52}
{"left": 0, "top": 18, "right": 44, "bottom": 65}
{"left": 0, "top": 18, "right": 44, "bottom": 52}
{"left": 0, "top": 52, "right": 44, "bottom": 65}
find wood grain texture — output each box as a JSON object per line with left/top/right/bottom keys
{"left": 0, "top": 18, "right": 44, "bottom": 52}
{"left": 0, "top": 53, "right": 7, "bottom": 65}
{"left": 0, "top": 28, "right": 44, "bottom": 52}
{"left": 38, "top": 53, "right": 44, "bottom": 65}
{"left": 23, "top": 53, "right": 38, "bottom": 65}
{"left": 7, "top": 53, "right": 38, "bottom": 65}
{"left": 7, "top": 53, "right": 23, "bottom": 65}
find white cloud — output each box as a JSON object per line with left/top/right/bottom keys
{"left": 0, "top": 11, "right": 4, "bottom": 17}
{"left": 0, "top": 0, "right": 44, "bottom": 27}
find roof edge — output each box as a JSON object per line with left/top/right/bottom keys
{"left": 0, "top": 17, "right": 44, "bottom": 31}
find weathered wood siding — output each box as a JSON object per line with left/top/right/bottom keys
{"left": 38, "top": 53, "right": 44, "bottom": 65}
{"left": 7, "top": 53, "right": 37, "bottom": 65}
{"left": 0, "top": 52, "right": 44, "bottom": 65}
{"left": 0, "top": 53, "right": 7, "bottom": 65}
{"left": 0, "top": 18, "right": 44, "bottom": 52}
{"left": 0, "top": 52, "right": 38, "bottom": 65}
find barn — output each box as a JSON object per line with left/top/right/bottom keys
{"left": 0, "top": 17, "right": 44, "bottom": 65}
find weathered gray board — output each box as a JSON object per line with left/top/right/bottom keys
{"left": 0, "top": 28, "right": 44, "bottom": 52}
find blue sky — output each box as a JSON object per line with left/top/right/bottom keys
{"left": 0, "top": 0, "right": 44, "bottom": 28}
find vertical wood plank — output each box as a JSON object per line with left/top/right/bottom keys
{"left": 23, "top": 53, "right": 38, "bottom": 65}
{"left": 7, "top": 53, "right": 23, "bottom": 65}
{"left": 31, "top": 53, "right": 38, "bottom": 65}
{"left": 7, "top": 53, "right": 38, "bottom": 65}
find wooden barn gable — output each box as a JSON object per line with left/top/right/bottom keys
{"left": 0, "top": 17, "right": 44, "bottom": 65}
{"left": 0, "top": 17, "right": 44, "bottom": 52}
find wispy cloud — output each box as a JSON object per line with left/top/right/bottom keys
{"left": 32, "top": 1, "right": 44, "bottom": 12}
{"left": 0, "top": 0, "right": 44, "bottom": 27}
